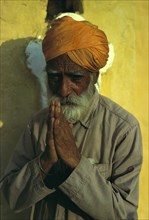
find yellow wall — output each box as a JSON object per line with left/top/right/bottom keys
{"left": 83, "top": 1, "right": 148, "bottom": 219}
{"left": 0, "top": 1, "right": 148, "bottom": 220}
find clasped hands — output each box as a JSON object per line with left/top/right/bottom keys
{"left": 40, "top": 100, "right": 81, "bottom": 174}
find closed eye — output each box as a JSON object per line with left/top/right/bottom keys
{"left": 70, "top": 75, "right": 84, "bottom": 82}
{"left": 47, "top": 73, "right": 62, "bottom": 82}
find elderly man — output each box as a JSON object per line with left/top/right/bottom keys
{"left": 0, "top": 16, "right": 142, "bottom": 220}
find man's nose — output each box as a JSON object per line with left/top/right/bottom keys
{"left": 60, "top": 77, "right": 72, "bottom": 97}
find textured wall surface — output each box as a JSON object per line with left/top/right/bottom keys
{"left": 0, "top": 0, "right": 148, "bottom": 220}
{"left": 0, "top": 1, "right": 47, "bottom": 220}
{"left": 83, "top": 2, "right": 149, "bottom": 220}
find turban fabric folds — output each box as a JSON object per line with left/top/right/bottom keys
{"left": 42, "top": 16, "right": 109, "bottom": 72}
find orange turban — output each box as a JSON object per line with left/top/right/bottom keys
{"left": 42, "top": 16, "right": 109, "bottom": 72}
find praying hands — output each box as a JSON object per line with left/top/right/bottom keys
{"left": 40, "top": 100, "right": 81, "bottom": 175}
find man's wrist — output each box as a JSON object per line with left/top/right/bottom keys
{"left": 43, "top": 159, "right": 73, "bottom": 189}
{"left": 67, "top": 155, "right": 81, "bottom": 169}
{"left": 39, "top": 156, "right": 58, "bottom": 175}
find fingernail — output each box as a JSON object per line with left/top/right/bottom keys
{"left": 51, "top": 117, "right": 54, "bottom": 123}
{"left": 69, "top": 123, "right": 73, "bottom": 128}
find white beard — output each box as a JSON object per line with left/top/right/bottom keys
{"left": 48, "top": 81, "right": 95, "bottom": 124}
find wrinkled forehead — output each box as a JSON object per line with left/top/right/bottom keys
{"left": 46, "top": 53, "right": 90, "bottom": 73}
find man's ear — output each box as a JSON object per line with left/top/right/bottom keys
{"left": 93, "top": 71, "right": 100, "bottom": 84}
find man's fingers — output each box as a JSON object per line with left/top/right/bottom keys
{"left": 49, "top": 117, "right": 54, "bottom": 136}
{"left": 54, "top": 101, "right": 61, "bottom": 119}
{"left": 54, "top": 118, "right": 60, "bottom": 129}
{"left": 49, "top": 100, "right": 61, "bottom": 119}
{"left": 47, "top": 117, "right": 54, "bottom": 143}
{"left": 69, "top": 123, "right": 73, "bottom": 129}
{"left": 46, "top": 117, "right": 58, "bottom": 161}
{"left": 49, "top": 101, "right": 55, "bottom": 118}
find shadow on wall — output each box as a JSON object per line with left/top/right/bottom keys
{"left": 0, "top": 38, "right": 41, "bottom": 220}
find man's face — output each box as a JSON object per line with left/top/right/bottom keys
{"left": 46, "top": 54, "right": 98, "bottom": 123}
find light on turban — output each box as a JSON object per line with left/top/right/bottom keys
{"left": 42, "top": 16, "right": 109, "bottom": 72}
